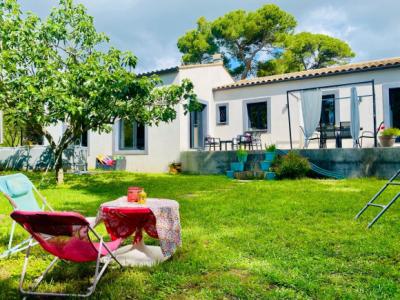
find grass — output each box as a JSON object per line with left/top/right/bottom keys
{"left": 0, "top": 172, "right": 399, "bottom": 299}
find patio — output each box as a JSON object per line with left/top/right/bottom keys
{"left": 0, "top": 172, "right": 398, "bottom": 298}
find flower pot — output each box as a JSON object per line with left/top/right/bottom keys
{"left": 379, "top": 135, "right": 396, "bottom": 147}
{"left": 260, "top": 161, "right": 271, "bottom": 171}
{"left": 234, "top": 171, "right": 253, "bottom": 180}
{"left": 237, "top": 154, "right": 248, "bottom": 163}
{"left": 264, "top": 152, "right": 276, "bottom": 162}
{"left": 226, "top": 170, "right": 234, "bottom": 178}
{"left": 230, "top": 162, "right": 244, "bottom": 172}
{"left": 127, "top": 187, "right": 143, "bottom": 202}
{"left": 265, "top": 172, "right": 276, "bottom": 180}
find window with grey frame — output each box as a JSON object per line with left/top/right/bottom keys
{"left": 119, "top": 120, "right": 145, "bottom": 150}
{"left": 246, "top": 101, "right": 268, "bottom": 131}
{"left": 216, "top": 104, "right": 228, "bottom": 125}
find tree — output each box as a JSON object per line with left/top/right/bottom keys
{"left": 1, "top": 113, "right": 24, "bottom": 147}
{"left": 177, "top": 4, "right": 297, "bottom": 79}
{"left": 0, "top": 0, "right": 198, "bottom": 183}
{"left": 177, "top": 17, "right": 218, "bottom": 64}
{"left": 257, "top": 32, "right": 355, "bottom": 76}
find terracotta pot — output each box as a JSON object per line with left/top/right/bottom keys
{"left": 379, "top": 135, "right": 396, "bottom": 147}
{"left": 127, "top": 187, "right": 143, "bottom": 202}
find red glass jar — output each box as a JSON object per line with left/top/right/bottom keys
{"left": 127, "top": 187, "right": 143, "bottom": 202}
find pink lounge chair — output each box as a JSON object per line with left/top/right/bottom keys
{"left": 11, "top": 210, "right": 123, "bottom": 298}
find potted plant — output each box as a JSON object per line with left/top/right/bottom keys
{"left": 236, "top": 147, "right": 248, "bottom": 163}
{"left": 379, "top": 128, "right": 400, "bottom": 147}
{"left": 168, "top": 162, "right": 182, "bottom": 174}
{"left": 265, "top": 168, "right": 276, "bottom": 180}
{"left": 264, "top": 144, "right": 276, "bottom": 161}
{"left": 230, "top": 148, "right": 247, "bottom": 172}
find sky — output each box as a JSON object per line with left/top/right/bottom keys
{"left": 20, "top": 0, "right": 400, "bottom": 73}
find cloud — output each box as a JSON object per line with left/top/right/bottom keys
{"left": 19, "top": 0, "right": 400, "bottom": 71}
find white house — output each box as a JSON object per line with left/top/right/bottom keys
{"left": 44, "top": 59, "right": 235, "bottom": 172}
{"left": 213, "top": 57, "right": 400, "bottom": 150}
{"left": 3, "top": 56, "right": 400, "bottom": 172}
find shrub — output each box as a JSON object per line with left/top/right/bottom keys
{"left": 380, "top": 128, "right": 400, "bottom": 137}
{"left": 274, "top": 151, "right": 310, "bottom": 179}
{"left": 265, "top": 144, "right": 276, "bottom": 152}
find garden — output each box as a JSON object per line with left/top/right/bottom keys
{"left": 0, "top": 172, "right": 399, "bottom": 299}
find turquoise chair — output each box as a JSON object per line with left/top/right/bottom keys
{"left": 0, "top": 173, "right": 54, "bottom": 258}
{"left": 0, "top": 173, "right": 96, "bottom": 258}
{"left": 0, "top": 173, "right": 53, "bottom": 258}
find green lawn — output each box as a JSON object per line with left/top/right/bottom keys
{"left": 0, "top": 172, "right": 399, "bottom": 299}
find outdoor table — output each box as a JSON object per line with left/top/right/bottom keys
{"left": 96, "top": 197, "right": 181, "bottom": 266}
{"left": 219, "top": 139, "right": 233, "bottom": 150}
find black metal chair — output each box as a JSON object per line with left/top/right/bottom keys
{"left": 235, "top": 134, "right": 251, "bottom": 150}
{"left": 245, "top": 131, "right": 263, "bottom": 150}
{"left": 204, "top": 136, "right": 220, "bottom": 151}
{"left": 339, "top": 122, "right": 352, "bottom": 139}
{"left": 319, "top": 125, "right": 336, "bottom": 148}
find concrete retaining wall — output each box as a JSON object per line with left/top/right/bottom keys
{"left": 180, "top": 148, "right": 400, "bottom": 179}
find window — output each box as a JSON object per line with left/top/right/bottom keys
{"left": 320, "top": 94, "right": 335, "bottom": 126}
{"left": 75, "top": 131, "right": 88, "bottom": 147}
{"left": 246, "top": 101, "right": 268, "bottom": 130}
{"left": 119, "top": 120, "right": 145, "bottom": 150}
{"left": 216, "top": 104, "right": 228, "bottom": 125}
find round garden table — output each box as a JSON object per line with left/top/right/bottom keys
{"left": 96, "top": 197, "right": 181, "bottom": 266}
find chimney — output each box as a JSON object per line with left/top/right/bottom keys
{"left": 212, "top": 53, "right": 223, "bottom": 63}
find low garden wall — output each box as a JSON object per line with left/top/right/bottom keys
{"left": 0, "top": 146, "right": 87, "bottom": 171}
{"left": 180, "top": 148, "right": 400, "bottom": 179}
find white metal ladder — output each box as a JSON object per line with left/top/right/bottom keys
{"left": 355, "top": 169, "right": 400, "bottom": 228}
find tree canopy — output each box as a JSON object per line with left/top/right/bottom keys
{"left": 177, "top": 4, "right": 355, "bottom": 79}
{"left": 257, "top": 32, "right": 355, "bottom": 76}
{"left": 0, "top": 0, "right": 198, "bottom": 183}
{"left": 178, "top": 4, "right": 296, "bottom": 79}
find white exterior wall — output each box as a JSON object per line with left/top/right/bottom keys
{"left": 109, "top": 71, "right": 181, "bottom": 173}
{"left": 86, "top": 71, "right": 181, "bottom": 170}
{"left": 178, "top": 63, "right": 234, "bottom": 151}
{"left": 87, "top": 63, "right": 234, "bottom": 172}
{"left": 43, "top": 122, "right": 64, "bottom": 146}
{"left": 214, "top": 68, "right": 400, "bottom": 149}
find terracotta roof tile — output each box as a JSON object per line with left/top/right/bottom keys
{"left": 214, "top": 57, "right": 400, "bottom": 91}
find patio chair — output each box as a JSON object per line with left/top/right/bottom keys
{"left": 204, "top": 136, "right": 221, "bottom": 151}
{"left": 245, "top": 131, "right": 263, "bottom": 150}
{"left": 236, "top": 134, "right": 252, "bottom": 150}
{"left": 96, "top": 155, "right": 116, "bottom": 170}
{"left": 300, "top": 126, "right": 320, "bottom": 149}
{"left": 0, "top": 173, "right": 95, "bottom": 258}
{"left": 10, "top": 210, "right": 123, "bottom": 298}
{"left": 339, "top": 122, "right": 352, "bottom": 139}
{"left": 359, "top": 121, "right": 385, "bottom": 148}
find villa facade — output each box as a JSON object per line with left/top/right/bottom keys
{"left": 5, "top": 56, "right": 400, "bottom": 173}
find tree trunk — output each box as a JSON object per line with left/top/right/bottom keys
{"left": 54, "top": 150, "right": 64, "bottom": 185}
{"left": 241, "top": 59, "right": 252, "bottom": 80}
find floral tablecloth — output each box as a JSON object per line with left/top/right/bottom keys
{"left": 96, "top": 197, "right": 181, "bottom": 258}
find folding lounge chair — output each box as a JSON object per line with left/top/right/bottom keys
{"left": 0, "top": 173, "right": 95, "bottom": 258}
{"left": 11, "top": 210, "right": 123, "bottom": 298}
{"left": 96, "top": 155, "right": 116, "bottom": 170}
